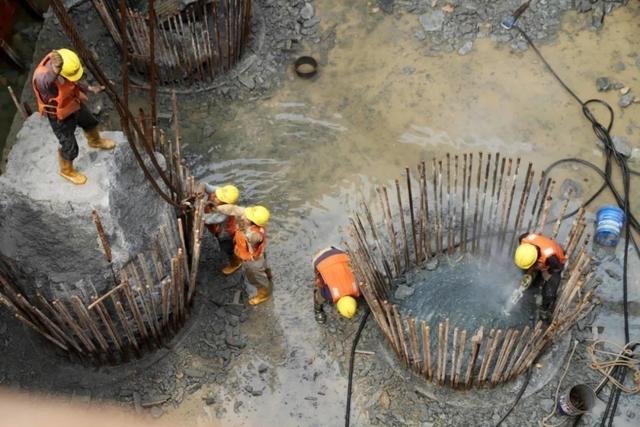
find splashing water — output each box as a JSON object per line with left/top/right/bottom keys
{"left": 394, "top": 256, "right": 535, "bottom": 330}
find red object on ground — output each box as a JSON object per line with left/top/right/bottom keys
{"left": 0, "top": 0, "right": 17, "bottom": 40}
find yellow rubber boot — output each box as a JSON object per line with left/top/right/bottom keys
{"left": 84, "top": 127, "right": 116, "bottom": 150}
{"left": 222, "top": 255, "right": 242, "bottom": 275}
{"left": 57, "top": 150, "right": 87, "bottom": 185}
{"left": 249, "top": 280, "right": 272, "bottom": 306}
{"left": 249, "top": 287, "right": 271, "bottom": 305}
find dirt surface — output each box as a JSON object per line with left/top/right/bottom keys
{"left": 1, "top": 1, "right": 640, "bottom": 426}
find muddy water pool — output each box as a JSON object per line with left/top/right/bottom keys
{"left": 162, "top": 2, "right": 639, "bottom": 425}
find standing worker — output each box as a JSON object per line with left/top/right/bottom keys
{"left": 32, "top": 49, "right": 115, "bottom": 185}
{"left": 203, "top": 184, "right": 241, "bottom": 273}
{"left": 312, "top": 247, "right": 360, "bottom": 324}
{"left": 514, "top": 232, "right": 567, "bottom": 323}
{"left": 216, "top": 204, "right": 272, "bottom": 306}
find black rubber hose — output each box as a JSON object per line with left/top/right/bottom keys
{"left": 345, "top": 307, "right": 371, "bottom": 427}
{"left": 494, "top": 365, "right": 533, "bottom": 426}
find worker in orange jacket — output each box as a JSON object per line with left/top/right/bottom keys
{"left": 514, "top": 232, "right": 567, "bottom": 322}
{"left": 32, "top": 49, "right": 115, "bottom": 185}
{"left": 312, "top": 247, "right": 360, "bottom": 324}
{"left": 215, "top": 204, "right": 272, "bottom": 306}
{"left": 203, "top": 184, "right": 240, "bottom": 273}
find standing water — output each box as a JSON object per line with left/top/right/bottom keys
{"left": 395, "top": 256, "right": 535, "bottom": 330}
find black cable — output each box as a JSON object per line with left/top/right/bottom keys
{"left": 495, "top": 365, "right": 533, "bottom": 426}
{"left": 345, "top": 307, "right": 371, "bottom": 427}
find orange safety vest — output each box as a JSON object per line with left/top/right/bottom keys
{"left": 32, "top": 53, "right": 87, "bottom": 121}
{"left": 315, "top": 251, "right": 360, "bottom": 303}
{"left": 520, "top": 233, "right": 567, "bottom": 271}
{"left": 204, "top": 200, "right": 238, "bottom": 237}
{"left": 234, "top": 225, "right": 266, "bottom": 261}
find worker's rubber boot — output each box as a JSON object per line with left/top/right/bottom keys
{"left": 84, "top": 127, "right": 116, "bottom": 150}
{"left": 57, "top": 150, "right": 87, "bottom": 185}
{"left": 249, "top": 280, "right": 272, "bottom": 306}
{"left": 222, "top": 255, "right": 242, "bottom": 275}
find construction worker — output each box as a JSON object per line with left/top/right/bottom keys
{"left": 203, "top": 184, "right": 240, "bottom": 272}
{"left": 32, "top": 48, "right": 115, "bottom": 185}
{"left": 215, "top": 204, "right": 272, "bottom": 305}
{"left": 312, "top": 247, "right": 360, "bottom": 324}
{"left": 514, "top": 233, "right": 567, "bottom": 323}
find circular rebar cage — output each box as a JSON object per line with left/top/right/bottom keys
{"left": 348, "top": 153, "right": 596, "bottom": 389}
{"left": 92, "top": 0, "right": 252, "bottom": 84}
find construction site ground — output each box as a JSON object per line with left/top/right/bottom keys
{"left": 1, "top": 1, "right": 639, "bottom": 426}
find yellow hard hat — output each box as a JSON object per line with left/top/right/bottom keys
{"left": 336, "top": 296, "right": 357, "bottom": 319}
{"left": 215, "top": 185, "right": 239, "bottom": 204}
{"left": 57, "top": 49, "right": 84, "bottom": 82}
{"left": 514, "top": 243, "right": 538, "bottom": 269}
{"left": 245, "top": 205, "right": 270, "bottom": 227}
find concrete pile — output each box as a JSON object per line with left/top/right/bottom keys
{"left": 0, "top": 114, "right": 173, "bottom": 301}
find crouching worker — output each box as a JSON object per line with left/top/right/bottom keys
{"left": 216, "top": 204, "right": 273, "bottom": 306}
{"left": 514, "top": 233, "right": 567, "bottom": 323}
{"left": 312, "top": 247, "right": 360, "bottom": 324}
{"left": 203, "top": 184, "right": 241, "bottom": 273}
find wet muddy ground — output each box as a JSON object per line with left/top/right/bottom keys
{"left": 1, "top": 0, "right": 640, "bottom": 426}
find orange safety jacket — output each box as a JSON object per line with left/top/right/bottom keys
{"left": 204, "top": 201, "right": 238, "bottom": 237}
{"left": 520, "top": 233, "right": 567, "bottom": 272}
{"left": 32, "top": 53, "right": 87, "bottom": 121}
{"left": 314, "top": 249, "right": 360, "bottom": 303}
{"left": 234, "top": 225, "right": 266, "bottom": 261}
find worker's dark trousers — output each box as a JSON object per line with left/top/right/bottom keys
{"left": 48, "top": 103, "right": 99, "bottom": 161}
{"left": 218, "top": 237, "right": 234, "bottom": 260}
{"left": 537, "top": 271, "right": 561, "bottom": 320}
{"left": 314, "top": 287, "right": 329, "bottom": 312}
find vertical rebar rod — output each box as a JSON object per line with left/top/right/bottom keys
{"left": 450, "top": 327, "right": 459, "bottom": 387}
{"left": 552, "top": 189, "right": 573, "bottom": 239}
{"left": 438, "top": 160, "right": 445, "bottom": 255}
{"left": 421, "top": 321, "right": 432, "bottom": 381}
{"left": 396, "top": 183, "right": 410, "bottom": 269}
{"left": 421, "top": 161, "right": 432, "bottom": 258}
{"left": 118, "top": 0, "right": 129, "bottom": 128}
{"left": 510, "top": 164, "right": 534, "bottom": 253}
{"left": 533, "top": 178, "right": 553, "bottom": 229}
{"left": 491, "top": 158, "right": 513, "bottom": 254}
{"left": 436, "top": 321, "right": 444, "bottom": 384}
{"left": 476, "top": 153, "right": 491, "bottom": 255}
{"left": 379, "top": 187, "right": 401, "bottom": 275}
{"left": 406, "top": 168, "right": 419, "bottom": 267}
{"left": 472, "top": 152, "right": 483, "bottom": 254}
{"left": 499, "top": 158, "right": 521, "bottom": 252}
{"left": 453, "top": 329, "right": 467, "bottom": 388}
{"left": 148, "top": 0, "right": 157, "bottom": 126}
{"left": 452, "top": 155, "right": 459, "bottom": 254}
{"left": 461, "top": 154, "right": 467, "bottom": 252}
{"left": 416, "top": 164, "right": 425, "bottom": 263}
{"left": 432, "top": 159, "right": 441, "bottom": 255}
{"left": 487, "top": 158, "right": 507, "bottom": 254}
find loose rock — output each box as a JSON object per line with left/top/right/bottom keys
{"left": 394, "top": 284, "right": 415, "bottom": 300}
{"left": 619, "top": 93, "right": 634, "bottom": 108}
{"left": 420, "top": 10, "right": 446, "bottom": 32}
{"left": 300, "top": 3, "right": 314, "bottom": 20}
{"left": 458, "top": 41, "right": 473, "bottom": 55}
